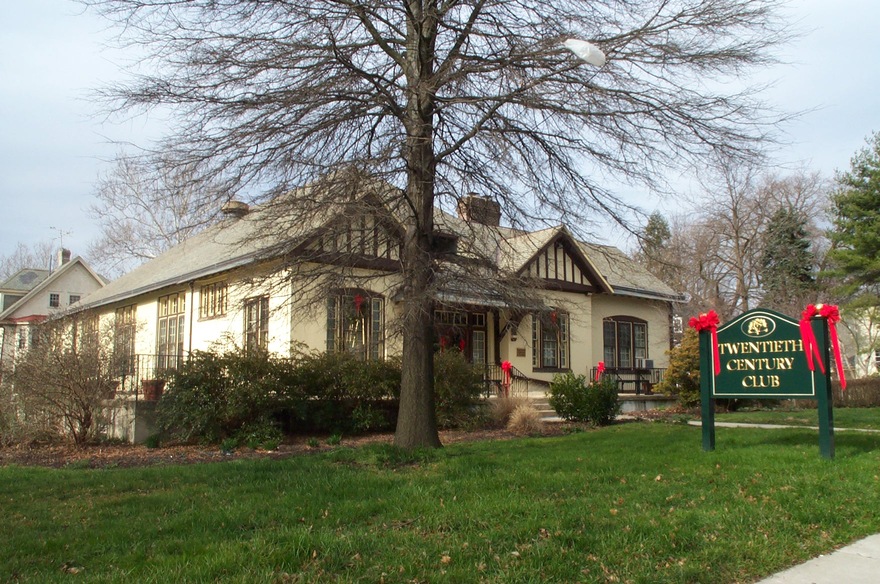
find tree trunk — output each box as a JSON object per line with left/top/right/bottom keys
{"left": 394, "top": 0, "right": 442, "bottom": 449}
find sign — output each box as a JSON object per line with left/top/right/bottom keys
{"left": 712, "top": 309, "right": 815, "bottom": 398}
{"left": 695, "top": 308, "right": 835, "bottom": 459}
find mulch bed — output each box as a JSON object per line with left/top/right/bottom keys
{"left": 0, "top": 412, "right": 683, "bottom": 470}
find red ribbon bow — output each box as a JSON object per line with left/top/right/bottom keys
{"left": 800, "top": 304, "right": 847, "bottom": 391}
{"left": 501, "top": 361, "right": 512, "bottom": 397}
{"left": 688, "top": 310, "right": 721, "bottom": 375}
{"left": 595, "top": 361, "right": 605, "bottom": 382}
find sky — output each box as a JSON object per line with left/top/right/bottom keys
{"left": 1, "top": 0, "right": 879, "bottom": 263}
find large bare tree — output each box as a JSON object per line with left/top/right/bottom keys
{"left": 84, "top": 0, "right": 789, "bottom": 448}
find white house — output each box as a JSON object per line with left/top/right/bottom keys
{"left": 75, "top": 188, "right": 681, "bottom": 414}
{"left": 0, "top": 250, "right": 107, "bottom": 376}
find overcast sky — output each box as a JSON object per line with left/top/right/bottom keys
{"left": 2, "top": 0, "right": 879, "bottom": 263}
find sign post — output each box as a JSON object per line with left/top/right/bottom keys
{"left": 694, "top": 308, "right": 838, "bottom": 459}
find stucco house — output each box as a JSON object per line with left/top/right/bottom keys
{"left": 0, "top": 250, "right": 107, "bottom": 376}
{"left": 77, "top": 183, "right": 678, "bottom": 380}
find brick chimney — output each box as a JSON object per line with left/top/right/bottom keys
{"left": 457, "top": 193, "right": 501, "bottom": 227}
{"left": 221, "top": 200, "right": 250, "bottom": 218}
{"left": 56, "top": 248, "right": 71, "bottom": 268}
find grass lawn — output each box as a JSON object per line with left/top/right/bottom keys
{"left": 715, "top": 407, "right": 880, "bottom": 431}
{"left": 2, "top": 422, "right": 879, "bottom": 583}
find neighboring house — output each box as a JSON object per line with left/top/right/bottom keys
{"left": 0, "top": 250, "right": 108, "bottom": 374}
{"left": 76, "top": 189, "right": 681, "bottom": 408}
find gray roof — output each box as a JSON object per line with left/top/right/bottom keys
{"left": 80, "top": 192, "right": 681, "bottom": 309}
{"left": 0, "top": 268, "right": 50, "bottom": 293}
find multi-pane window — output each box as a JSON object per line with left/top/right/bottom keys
{"left": 114, "top": 304, "right": 137, "bottom": 374}
{"left": 531, "top": 311, "right": 570, "bottom": 370}
{"left": 69, "top": 294, "right": 81, "bottom": 305}
{"left": 326, "top": 291, "right": 384, "bottom": 360}
{"left": 471, "top": 330, "right": 487, "bottom": 366}
{"left": 199, "top": 282, "right": 227, "bottom": 319}
{"left": 157, "top": 293, "right": 186, "bottom": 371}
{"left": 603, "top": 317, "right": 648, "bottom": 368}
{"left": 49, "top": 293, "right": 60, "bottom": 308}
{"left": 244, "top": 296, "right": 269, "bottom": 353}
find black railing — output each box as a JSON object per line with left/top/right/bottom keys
{"left": 111, "top": 353, "right": 184, "bottom": 401}
{"left": 590, "top": 367, "right": 666, "bottom": 395}
{"left": 481, "top": 363, "right": 534, "bottom": 397}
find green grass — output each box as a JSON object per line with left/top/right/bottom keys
{"left": 2, "top": 423, "right": 879, "bottom": 583}
{"left": 716, "top": 407, "right": 880, "bottom": 430}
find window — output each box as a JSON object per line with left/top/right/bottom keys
{"left": 531, "top": 311, "right": 569, "bottom": 370}
{"left": 199, "top": 282, "right": 227, "bottom": 319}
{"left": 49, "top": 293, "right": 60, "bottom": 308}
{"left": 69, "top": 294, "right": 81, "bottom": 305}
{"left": 114, "top": 304, "right": 137, "bottom": 374}
{"left": 327, "top": 291, "right": 384, "bottom": 360}
{"left": 157, "top": 293, "right": 186, "bottom": 370}
{"left": 244, "top": 296, "right": 269, "bottom": 353}
{"left": 603, "top": 317, "right": 648, "bottom": 368}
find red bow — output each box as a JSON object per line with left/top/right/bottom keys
{"left": 688, "top": 310, "right": 721, "bottom": 375}
{"left": 501, "top": 361, "right": 512, "bottom": 396}
{"left": 801, "top": 304, "right": 847, "bottom": 390}
{"left": 353, "top": 294, "right": 364, "bottom": 314}
{"left": 595, "top": 361, "right": 605, "bottom": 382}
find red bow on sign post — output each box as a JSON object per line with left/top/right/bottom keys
{"left": 800, "top": 304, "right": 847, "bottom": 391}
{"left": 688, "top": 310, "right": 721, "bottom": 375}
{"left": 500, "top": 361, "right": 512, "bottom": 397}
{"left": 595, "top": 361, "right": 605, "bottom": 382}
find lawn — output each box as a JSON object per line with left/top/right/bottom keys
{"left": 2, "top": 422, "right": 879, "bottom": 583}
{"left": 715, "top": 407, "right": 880, "bottom": 431}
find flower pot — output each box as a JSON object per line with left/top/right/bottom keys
{"left": 141, "top": 379, "right": 166, "bottom": 401}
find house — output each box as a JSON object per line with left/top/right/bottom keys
{"left": 74, "top": 188, "right": 681, "bottom": 440}
{"left": 0, "top": 250, "right": 108, "bottom": 376}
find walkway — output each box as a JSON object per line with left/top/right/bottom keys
{"left": 755, "top": 534, "right": 880, "bottom": 583}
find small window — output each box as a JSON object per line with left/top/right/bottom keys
{"left": 69, "top": 294, "right": 81, "bottom": 305}
{"left": 244, "top": 296, "right": 269, "bottom": 353}
{"left": 49, "top": 293, "right": 60, "bottom": 308}
{"left": 199, "top": 281, "right": 228, "bottom": 319}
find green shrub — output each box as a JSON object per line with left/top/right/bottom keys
{"left": 433, "top": 351, "right": 485, "bottom": 428}
{"left": 549, "top": 372, "right": 620, "bottom": 426}
{"left": 656, "top": 327, "right": 701, "bottom": 407}
{"left": 234, "top": 417, "right": 283, "bottom": 450}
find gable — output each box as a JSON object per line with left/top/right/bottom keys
{"left": 298, "top": 210, "right": 403, "bottom": 270}
{"left": 518, "top": 234, "right": 611, "bottom": 293}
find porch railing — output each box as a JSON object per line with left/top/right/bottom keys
{"left": 112, "top": 353, "right": 184, "bottom": 401}
{"left": 590, "top": 367, "right": 666, "bottom": 395}
{"left": 481, "top": 363, "right": 535, "bottom": 398}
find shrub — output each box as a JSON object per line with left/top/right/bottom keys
{"left": 506, "top": 404, "right": 544, "bottom": 435}
{"left": 234, "top": 417, "right": 283, "bottom": 450}
{"left": 549, "top": 372, "right": 620, "bottom": 426}
{"left": 433, "top": 351, "right": 485, "bottom": 428}
{"left": 488, "top": 396, "right": 530, "bottom": 428}
{"left": 656, "top": 327, "right": 701, "bottom": 407}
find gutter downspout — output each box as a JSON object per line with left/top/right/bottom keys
{"left": 188, "top": 281, "right": 195, "bottom": 356}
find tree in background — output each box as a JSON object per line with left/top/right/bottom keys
{"left": 828, "top": 132, "right": 880, "bottom": 298}
{"left": 88, "top": 154, "right": 229, "bottom": 277}
{"left": 0, "top": 241, "right": 54, "bottom": 281}
{"left": 84, "top": 0, "right": 790, "bottom": 448}
{"left": 633, "top": 212, "right": 675, "bottom": 285}
{"left": 759, "top": 206, "right": 816, "bottom": 315}
{"left": 827, "top": 132, "right": 880, "bottom": 376}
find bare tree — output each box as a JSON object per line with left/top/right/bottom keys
{"left": 0, "top": 241, "right": 54, "bottom": 280}
{"left": 88, "top": 153, "right": 229, "bottom": 277}
{"left": 84, "top": 0, "right": 790, "bottom": 448}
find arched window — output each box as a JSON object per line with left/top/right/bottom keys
{"left": 326, "top": 290, "right": 385, "bottom": 360}
{"left": 603, "top": 316, "right": 648, "bottom": 368}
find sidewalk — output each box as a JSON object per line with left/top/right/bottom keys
{"left": 755, "top": 534, "right": 880, "bottom": 583}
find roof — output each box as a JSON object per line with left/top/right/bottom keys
{"left": 78, "top": 187, "right": 681, "bottom": 309}
{"left": 0, "top": 258, "right": 107, "bottom": 323}
{"left": 0, "top": 268, "right": 50, "bottom": 293}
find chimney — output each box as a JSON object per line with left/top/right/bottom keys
{"left": 221, "top": 200, "right": 250, "bottom": 218}
{"left": 457, "top": 193, "right": 501, "bottom": 227}
{"left": 56, "top": 248, "right": 71, "bottom": 268}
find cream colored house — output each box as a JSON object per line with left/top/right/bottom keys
{"left": 0, "top": 251, "right": 107, "bottom": 375}
{"left": 77, "top": 189, "right": 680, "bottom": 405}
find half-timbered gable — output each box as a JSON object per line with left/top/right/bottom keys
{"left": 514, "top": 229, "right": 612, "bottom": 294}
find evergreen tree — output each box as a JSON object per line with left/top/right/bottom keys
{"left": 760, "top": 206, "right": 815, "bottom": 314}
{"left": 828, "top": 132, "right": 880, "bottom": 297}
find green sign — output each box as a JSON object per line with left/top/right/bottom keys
{"left": 712, "top": 309, "right": 815, "bottom": 398}
{"left": 698, "top": 308, "right": 835, "bottom": 459}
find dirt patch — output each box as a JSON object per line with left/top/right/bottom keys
{"left": 0, "top": 426, "right": 575, "bottom": 470}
